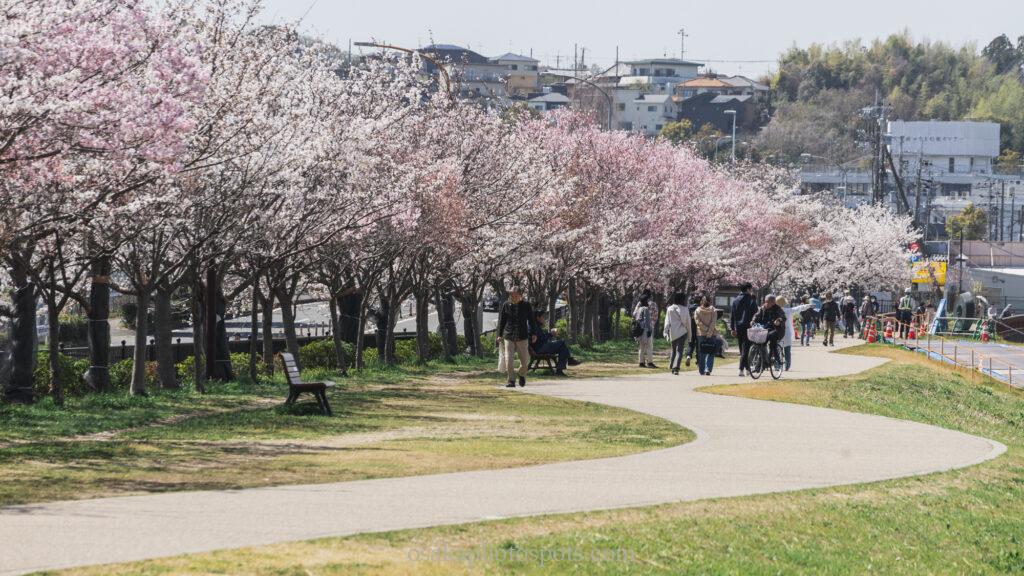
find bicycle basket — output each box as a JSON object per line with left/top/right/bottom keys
{"left": 747, "top": 325, "right": 769, "bottom": 344}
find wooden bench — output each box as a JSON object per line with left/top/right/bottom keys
{"left": 528, "top": 346, "right": 558, "bottom": 373}
{"left": 280, "top": 352, "right": 334, "bottom": 416}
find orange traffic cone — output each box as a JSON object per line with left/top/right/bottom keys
{"left": 884, "top": 322, "right": 893, "bottom": 340}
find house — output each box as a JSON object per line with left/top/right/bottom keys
{"left": 527, "top": 92, "right": 571, "bottom": 113}
{"left": 675, "top": 74, "right": 770, "bottom": 102}
{"left": 675, "top": 92, "right": 757, "bottom": 133}
{"left": 491, "top": 53, "right": 540, "bottom": 96}
{"left": 617, "top": 93, "right": 677, "bottom": 137}
{"left": 417, "top": 44, "right": 508, "bottom": 102}
{"left": 618, "top": 58, "right": 703, "bottom": 95}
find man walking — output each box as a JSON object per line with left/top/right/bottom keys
{"left": 497, "top": 287, "right": 538, "bottom": 388}
{"left": 821, "top": 292, "right": 840, "bottom": 346}
{"left": 897, "top": 288, "right": 914, "bottom": 338}
{"left": 730, "top": 283, "right": 759, "bottom": 377}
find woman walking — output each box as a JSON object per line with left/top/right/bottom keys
{"left": 663, "top": 292, "right": 691, "bottom": 375}
{"left": 776, "top": 296, "right": 813, "bottom": 371}
{"left": 633, "top": 292, "right": 656, "bottom": 368}
{"left": 799, "top": 296, "right": 815, "bottom": 346}
{"left": 694, "top": 295, "right": 718, "bottom": 376}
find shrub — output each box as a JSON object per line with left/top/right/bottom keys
{"left": 110, "top": 358, "right": 134, "bottom": 391}
{"left": 32, "top": 352, "right": 89, "bottom": 398}
{"left": 298, "top": 338, "right": 352, "bottom": 370}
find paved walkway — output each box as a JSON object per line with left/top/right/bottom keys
{"left": 0, "top": 341, "right": 1006, "bottom": 575}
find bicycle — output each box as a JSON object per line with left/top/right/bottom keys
{"left": 746, "top": 324, "right": 784, "bottom": 380}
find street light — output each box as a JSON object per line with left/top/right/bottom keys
{"left": 723, "top": 109, "right": 737, "bottom": 163}
{"left": 699, "top": 135, "right": 731, "bottom": 162}
{"left": 354, "top": 41, "right": 455, "bottom": 102}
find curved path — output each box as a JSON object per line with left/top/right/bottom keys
{"left": 0, "top": 341, "right": 1005, "bottom": 575}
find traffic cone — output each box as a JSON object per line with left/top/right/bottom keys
{"left": 884, "top": 321, "right": 893, "bottom": 340}
{"left": 908, "top": 326, "right": 917, "bottom": 340}
{"left": 981, "top": 326, "right": 990, "bottom": 343}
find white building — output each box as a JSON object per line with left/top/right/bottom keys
{"left": 617, "top": 93, "right": 676, "bottom": 137}
{"left": 619, "top": 58, "right": 703, "bottom": 95}
{"left": 889, "top": 120, "right": 1001, "bottom": 176}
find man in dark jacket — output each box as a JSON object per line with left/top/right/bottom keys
{"left": 820, "top": 292, "right": 840, "bottom": 346}
{"left": 497, "top": 287, "right": 538, "bottom": 388}
{"left": 752, "top": 295, "right": 786, "bottom": 367}
{"left": 730, "top": 283, "right": 759, "bottom": 377}
{"left": 685, "top": 296, "right": 700, "bottom": 366}
{"left": 533, "top": 310, "right": 580, "bottom": 376}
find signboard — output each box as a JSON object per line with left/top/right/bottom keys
{"left": 912, "top": 262, "right": 947, "bottom": 285}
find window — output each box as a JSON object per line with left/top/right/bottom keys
{"left": 949, "top": 157, "right": 955, "bottom": 173}
{"left": 617, "top": 103, "right": 625, "bottom": 111}
{"left": 655, "top": 124, "right": 663, "bottom": 131}
{"left": 648, "top": 105, "right": 656, "bottom": 112}
{"left": 970, "top": 157, "right": 975, "bottom": 171}
{"left": 620, "top": 121, "right": 633, "bottom": 130}
{"left": 510, "top": 64, "right": 518, "bottom": 71}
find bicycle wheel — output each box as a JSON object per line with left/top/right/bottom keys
{"left": 747, "top": 345, "right": 764, "bottom": 379}
{"left": 770, "top": 343, "right": 784, "bottom": 380}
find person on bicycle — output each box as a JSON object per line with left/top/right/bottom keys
{"left": 752, "top": 294, "right": 786, "bottom": 367}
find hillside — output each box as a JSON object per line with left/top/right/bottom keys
{"left": 754, "top": 32, "right": 1024, "bottom": 166}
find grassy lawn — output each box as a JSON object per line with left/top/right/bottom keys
{"left": 0, "top": 339, "right": 693, "bottom": 507}
{"left": 51, "top": 344, "right": 1024, "bottom": 575}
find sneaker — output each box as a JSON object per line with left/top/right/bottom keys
{"left": 505, "top": 381, "right": 516, "bottom": 388}
{"left": 698, "top": 370, "right": 705, "bottom": 375}
{"left": 639, "top": 362, "right": 646, "bottom": 368}
{"left": 518, "top": 376, "right": 526, "bottom": 387}
{"left": 739, "top": 369, "right": 745, "bottom": 377}
{"left": 685, "top": 356, "right": 692, "bottom": 367}
{"left": 646, "top": 363, "right": 657, "bottom": 368}
{"left": 567, "top": 357, "right": 581, "bottom": 366}
{"left": 672, "top": 369, "right": 679, "bottom": 375}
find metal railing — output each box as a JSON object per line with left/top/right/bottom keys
{"left": 862, "top": 314, "right": 1022, "bottom": 387}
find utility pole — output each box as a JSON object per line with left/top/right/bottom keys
{"left": 1001, "top": 180, "right": 1006, "bottom": 241}
{"left": 678, "top": 28, "right": 689, "bottom": 59}
{"left": 574, "top": 43, "right": 578, "bottom": 71}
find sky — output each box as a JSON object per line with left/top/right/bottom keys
{"left": 258, "top": 0, "right": 1024, "bottom": 78}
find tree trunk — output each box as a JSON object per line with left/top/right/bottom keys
{"left": 261, "top": 291, "right": 275, "bottom": 374}
{"left": 154, "top": 286, "right": 178, "bottom": 389}
{"left": 566, "top": 279, "right": 579, "bottom": 344}
{"left": 46, "top": 296, "right": 64, "bottom": 405}
{"left": 212, "top": 290, "right": 234, "bottom": 381}
{"left": 460, "top": 296, "right": 483, "bottom": 357}
{"left": 276, "top": 287, "right": 300, "bottom": 367}
{"left": 249, "top": 282, "right": 259, "bottom": 382}
{"left": 191, "top": 271, "right": 205, "bottom": 393}
{"left": 130, "top": 288, "right": 151, "bottom": 396}
{"left": 329, "top": 296, "right": 348, "bottom": 375}
{"left": 373, "top": 301, "right": 389, "bottom": 361}
{"left": 547, "top": 288, "right": 558, "bottom": 330}
{"left": 354, "top": 297, "right": 368, "bottom": 369}
{"left": 384, "top": 298, "right": 400, "bottom": 365}
{"left": 437, "top": 290, "right": 458, "bottom": 360}
{"left": 4, "top": 276, "right": 37, "bottom": 404}
{"left": 597, "top": 292, "right": 611, "bottom": 343}
{"left": 83, "top": 258, "right": 111, "bottom": 393}
{"left": 414, "top": 290, "right": 431, "bottom": 364}
{"left": 338, "top": 291, "right": 361, "bottom": 344}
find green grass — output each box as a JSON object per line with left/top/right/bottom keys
{"left": 51, "top": 344, "right": 1024, "bottom": 576}
{"left": 1, "top": 338, "right": 691, "bottom": 507}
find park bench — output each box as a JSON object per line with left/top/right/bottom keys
{"left": 528, "top": 345, "right": 558, "bottom": 373}
{"left": 279, "top": 352, "right": 334, "bottom": 416}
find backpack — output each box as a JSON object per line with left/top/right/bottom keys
{"left": 800, "top": 308, "right": 815, "bottom": 323}
{"left": 631, "top": 306, "right": 647, "bottom": 338}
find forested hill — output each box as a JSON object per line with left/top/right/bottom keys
{"left": 754, "top": 33, "right": 1024, "bottom": 165}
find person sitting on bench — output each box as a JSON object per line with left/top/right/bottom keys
{"left": 533, "top": 310, "right": 580, "bottom": 376}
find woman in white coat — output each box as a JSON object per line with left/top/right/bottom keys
{"left": 663, "top": 292, "right": 691, "bottom": 375}
{"left": 776, "top": 296, "right": 814, "bottom": 371}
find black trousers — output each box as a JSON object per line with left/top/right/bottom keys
{"left": 737, "top": 328, "right": 751, "bottom": 371}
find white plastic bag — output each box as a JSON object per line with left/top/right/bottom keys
{"left": 497, "top": 339, "right": 507, "bottom": 373}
